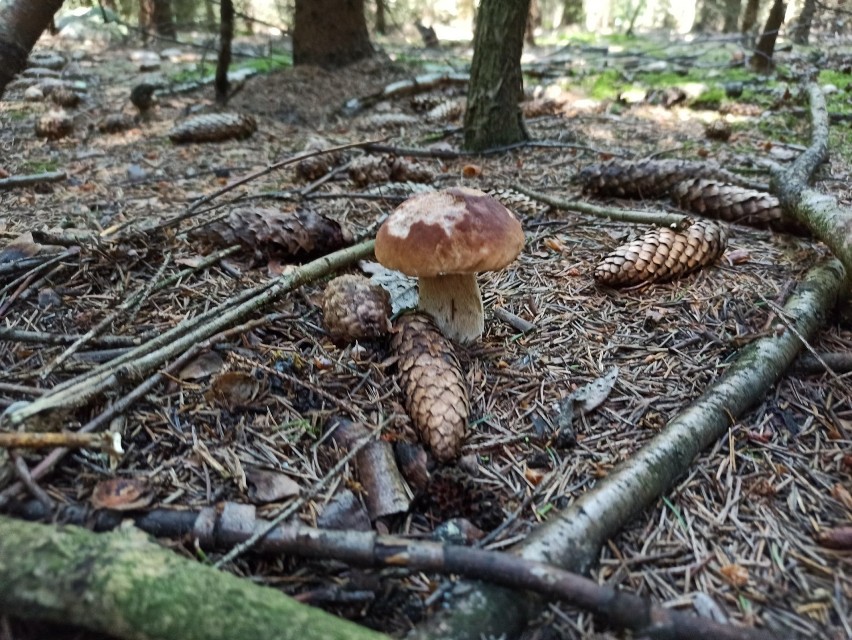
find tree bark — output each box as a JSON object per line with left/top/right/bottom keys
{"left": 463, "top": 0, "right": 531, "bottom": 152}
{"left": 741, "top": 0, "right": 760, "bottom": 33}
{"left": 0, "top": 0, "right": 65, "bottom": 96}
{"left": 0, "top": 515, "right": 386, "bottom": 640}
{"left": 375, "top": 0, "right": 387, "bottom": 34}
{"left": 723, "top": 0, "right": 742, "bottom": 32}
{"left": 293, "top": 0, "right": 373, "bottom": 68}
{"left": 750, "top": 0, "right": 785, "bottom": 72}
{"left": 215, "top": 0, "right": 234, "bottom": 104}
{"left": 791, "top": 0, "right": 816, "bottom": 44}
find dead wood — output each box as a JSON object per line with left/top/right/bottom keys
{"left": 0, "top": 431, "right": 121, "bottom": 454}
{"left": 512, "top": 183, "right": 690, "bottom": 228}
{"left": 774, "top": 84, "right": 852, "bottom": 279}
{"left": 406, "top": 257, "right": 845, "bottom": 640}
{"left": 341, "top": 72, "right": 470, "bottom": 115}
{"left": 3, "top": 500, "right": 780, "bottom": 640}
{"left": 0, "top": 515, "right": 387, "bottom": 640}
{"left": 0, "top": 170, "right": 66, "bottom": 190}
{"left": 792, "top": 351, "right": 852, "bottom": 374}
{"left": 0, "top": 240, "right": 376, "bottom": 437}
{"left": 326, "top": 416, "right": 411, "bottom": 520}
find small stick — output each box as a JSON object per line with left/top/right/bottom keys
{"left": 0, "top": 431, "right": 122, "bottom": 455}
{"left": 155, "top": 137, "right": 387, "bottom": 230}
{"left": 492, "top": 306, "right": 536, "bottom": 333}
{"left": 512, "top": 183, "right": 690, "bottom": 228}
{"left": 0, "top": 170, "right": 66, "bottom": 191}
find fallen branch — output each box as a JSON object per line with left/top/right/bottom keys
{"left": 407, "top": 257, "right": 845, "bottom": 640}
{"left": 0, "top": 431, "right": 121, "bottom": 455}
{"left": 512, "top": 183, "right": 689, "bottom": 228}
{"left": 0, "top": 515, "right": 386, "bottom": 640}
{"left": 341, "top": 72, "right": 470, "bottom": 115}
{"left": 0, "top": 170, "right": 66, "bottom": 190}
{"left": 3, "top": 500, "right": 778, "bottom": 640}
{"left": 0, "top": 239, "right": 376, "bottom": 432}
{"left": 773, "top": 83, "right": 852, "bottom": 278}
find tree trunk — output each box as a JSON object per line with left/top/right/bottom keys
{"left": 215, "top": 0, "right": 234, "bottom": 104}
{"left": 525, "top": 0, "right": 539, "bottom": 46}
{"left": 722, "top": 0, "right": 741, "bottom": 31}
{"left": 0, "top": 515, "right": 386, "bottom": 640}
{"left": 693, "top": 0, "right": 721, "bottom": 32}
{"left": 750, "top": 0, "right": 785, "bottom": 73}
{"left": 741, "top": 0, "right": 760, "bottom": 32}
{"left": 791, "top": 0, "right": 816, "bottom": 44}
{"left": 205, "top": 0, "right": 216, "bottom": 30}
{"left": 463, "top": 0, "right": 531, "bottom": 152}
{"left": 139, "top": 0, "right": 176, "bottom": 38}
{"left": 375, "top": 0, "right": 387, "bottom": 34}
{"left": 0, "top": 0, "right": 65, "bottom": 96}
{"left": 293, "top": 0, "right": 373, "bottom": 68}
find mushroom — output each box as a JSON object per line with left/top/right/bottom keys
{"left": 375, "top": 187, "right": 524, "bottom": 344}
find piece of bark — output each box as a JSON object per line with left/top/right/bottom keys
{"left": 326, "top": 416, "right": 410, "bottom": 520}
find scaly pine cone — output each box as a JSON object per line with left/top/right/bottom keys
{"left": 671, "top": 179, "right": 805, "bottom": 234}
{"left": 168, "top": 112, "right": 257, "bottom": 144}
{"left": 98, "top": 113, "right": 135, "bottom": 134}
{"left": 48, "top": 87, "right": 81, "bottom": 108}
{"left": 486, "top": 187, "right": 546, "bottom": 218}
{"left": 426, "top": 97, "right": 466, "bottom": 122}
{"left": 322, "top": 275, "right": 392, "bottom": 345}
{"left": 392, "top": 313, "right": 470, "bottom": 462}
{"left": 35, "top": 111, "right": 73, "bottom": 139}
{"left": 594, "top": 220, "right": 728, "bottom": 286}
{"left": 189, "top": 207, "right": 351, "bottom": 264}
{"left": 421, "top": 467, "right": 504, "bottom": 531}
{"left": 577, "top": 158, "right": 751, "bottom": 199}
{"left": 295, "top": 134, "right": 342, "bottom": 181}
{"left": 349, "top": 156, "right": 434, "bottom": 187}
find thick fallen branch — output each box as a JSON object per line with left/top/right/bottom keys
{"left": 512, "top": 183, "right": 689, "bottom": 228}
{"left": 407, "top": 257, "right": 845, "bottom": 640}
{"left": 0, "top": 515, "right": 386, "bottom": 640}
{"left": 0, "top": 240, "right": 376, "bottom": 433}
{"left": 2, "top": 501, "right": 777, "bottom": 640}
{"left": 774, "top": 83, "right": 852, "bottom": 278}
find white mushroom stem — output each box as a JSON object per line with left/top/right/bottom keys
{"left": 418, "top": 273, "right": 484, "bottom": 345}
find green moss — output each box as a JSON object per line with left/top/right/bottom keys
{"left": 688, "top": 86, "right": 725, "bottom": 109}
{"left": 241, "top": 53, "right": 292, "bottom": 73}
{"left": 22, "top": 160, "right": 59, "bottom": 173}
{"left": 584, "top": 69, "right": 624, "bottom": 100}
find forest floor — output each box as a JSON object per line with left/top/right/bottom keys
{"left": 0, "top": 22, "right": 851, "bottom": 640}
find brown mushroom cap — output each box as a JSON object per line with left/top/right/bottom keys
{"left": 375, "top": 187, "right": 524, "bottom": 277}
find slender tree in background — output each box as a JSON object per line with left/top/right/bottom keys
{"left": 375, "top": 0, "right": 387, "bottom": 35}
{"left": 791, "top": 0, "right": 816, "bottom": 44}
{"left": 751, "top": 0, "right": 785, "bottom": 72}
{"left": 215, "top": 0, "right": 234, "bottom": 104}
{"left": 464, "top": 0, "right": 532, "bottom": 151}
{"left": 741, "top": 0, "right": 760, "bottom": 33}
{"left": 722, "top": 0, "right": 741, "bottom": 32}
{"left": 139, "top": 0, "right": 176, "bottom": 38}
{"left": 0, "top": 0, "right": 65, "bottom": 96}
{"left": 293, "top": 0, "right": 373, "bottom": 68}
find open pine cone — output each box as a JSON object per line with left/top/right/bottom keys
{"left": 391, "top": 313, "right": 469, "bottom": 462}
{"left": 168, "top": 112, "right": 256, "bottom": 144}
{"left": 419, "top": 466, "right": 504, "bottom": 531}
{"left": 322, "top": 275, "right": 391, "bottom": 345}
{"left": 595, "top": 220, "right": 728, "bottom": 286}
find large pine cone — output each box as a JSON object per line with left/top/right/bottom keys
{"left": 349, "top": 155, "right": 434, "bottom": 187}
{"left": 189, "top": 207, "right": 351, "bottom": 264}
{"left": 392, "top": 313, "right": 470, "bottom": 462}
{"left": 577, "top": 159, "right": 750, "bottom": 198}
{"left": 35, "top": 111, "right": 73, "bottom": 139}
{"left": 671, "top": 179, "right": 805, "bottom": 234}
{"left": 419, "top": 466, "right": 504, "bottom": 531}
{"left": 322, "top": 275, "right": 392, "bottom": 345}
{"left": 486, "top": 187, "right": 546, "bottom": 218}
{"left": 168, "top": 112, "right": 257, "bottom": 144}
{"left": 595, "top": 220, "right": 728, "bottom": 286}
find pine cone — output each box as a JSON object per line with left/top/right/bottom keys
{"left": 594, "top": 220, "right": 728, "bottom": 286}
{"left": 98, "top": 113, "right": 135, "bottom": 134}
{"left": 671, "top": 179, "right": 804, "bottom": 233}
{"left": 48, "top": 87, "right": 81, "bottom": 108}
{"left": 295, "top": 134, "right": 342, "bottom": 181}
{"left": 322, "top": 275, "right": 392, "bottom": 345}
{"left": 392, "top": 313, "right": 469, "bottom": 462}
{"left": 35, "top": 111, "right": 73, "bottom": 139}
{"left": 705, "top": 120, "right": 732, "bottom": 141}
{"left": 189, "top": 207, "right": 351, "bottom": 264}
{"left": 486, "top": 187, "right": 546, "bottom": 218}
{"left": 577, "top": 158, "right": 751, "bottom": 198}
{"left": 168, "top": 112, "right": 257, "bottom": 144}
{"left": 349, "top": 156, "right": 433, "bottom": 187}
{"left": 426, "top": 97, "right": 466, "bottom": 122}
{"left": 421, "top": 467, "right": 504, "bottom": 531}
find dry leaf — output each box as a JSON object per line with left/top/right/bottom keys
{"left": 246, "top": 467, "right": 301, "bottom": 503}
{"left": 91, "top": 477, "right": 152, "bottom": 510}
{"left": 205, "top": 371, "right": 266, "bottom": 410}
{"left": 178, "top": 351, "right": 225, "bottom": 380}
{"left": 719, "top": 563, "right": 749, "bottom": 587}
{"left": 0, "top": 232, "right": 42, "bottom": 263}
{"left": 830, "top": 483, "right": 852, "bottom": 511}
{"left": 359, "top": 259, "right": 418, "bottom": 313}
